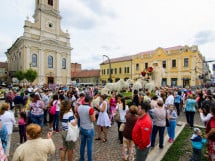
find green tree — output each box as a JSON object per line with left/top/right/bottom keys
{"left": 24, "top": 69, "right": 38, "bottom": 83}
{"left": 15, "top": 70, "right": 25, "bottom": 82}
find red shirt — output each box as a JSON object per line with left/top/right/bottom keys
{"left": 132, "top": 113, "right": 152, "bottom": 149}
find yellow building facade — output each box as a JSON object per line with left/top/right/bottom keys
{"left": 101, "top": 45, "right": 205, "bottom": 87}
{"left": 100, "top": 56, "right": 132, "bottom": 83}
{"left": 133, "top": 45, "right": 204, "bottom": 87}
{"left": 6, "top": 0, "right": 71, "bottom": 85}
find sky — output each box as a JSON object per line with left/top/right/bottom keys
{"left": 0, "top": 0, "right": 215, "bottom": 70}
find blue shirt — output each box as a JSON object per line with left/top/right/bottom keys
{"left": 185, "top": 99, "right": 196, "bottom": 112}
{"left": 0, "top": 123, "right": 8, "bottom": 153}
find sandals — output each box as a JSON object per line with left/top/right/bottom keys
{"left": 102, "top": 138, "right": 107, "bottom": 143}
{"left": 95, "top": 137, "right": 101, "bottom": 140}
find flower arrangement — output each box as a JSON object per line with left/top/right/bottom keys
{"left": 141, "top": 67, "right": 153, "bottom": 79}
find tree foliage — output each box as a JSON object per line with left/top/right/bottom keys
{"left": 24, "top": 69, "right": 38, "bottom": 83}
{"left": 15, "top": 70, "right": 25, "bottom": 81}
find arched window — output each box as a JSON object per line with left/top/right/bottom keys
{"left": 48, "top": 0, "right": 53, "bottom": 6}
{"left": 62, "top": 58, "right": 66, "bottom": 69}
{"left": 32, "top": 54, "right": 37, "bottom": 67}
{"left": 48, "top": 55, "right": 53, "bottom": 68}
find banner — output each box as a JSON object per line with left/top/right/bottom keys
{"left": 213, "top": 64, "right": 215, "bottom": 71}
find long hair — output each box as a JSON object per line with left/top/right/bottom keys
{"left": 60, "top": 100, "right": 71, "bottom": 120}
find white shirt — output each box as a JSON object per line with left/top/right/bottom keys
{"left": 165, "top": 95, "right": 174, "bottom": 107}
{"left": 0, "top": 110, "right": 16, "bottom": 134}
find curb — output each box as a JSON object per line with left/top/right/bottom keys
{"left": 146, "top": 121, "right": 186, "bottom": 161}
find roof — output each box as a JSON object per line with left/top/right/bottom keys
{"left": 72, "top": 69, "right": 100, "bottom": 78}
{"left": 136, "top": 45, "right": 183, "bottom": 56}
{"left": 0, "top": 62, "right": 8, "bottom": 68}
{"left": 101, "top": 55, "right": 132, "bottom": 64}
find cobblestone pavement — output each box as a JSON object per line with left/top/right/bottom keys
{"left": 8, "top": 111, "right": 204, "bottom": 161}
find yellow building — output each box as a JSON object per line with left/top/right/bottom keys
{"left": 6, "top": 0, "right": 71, "bottom": 85}
{"left": 133, "top": 45, "right": 204, "bottom": 87}
{"left": 100, "top": 56, "right": 132, "bottom": 83}
{"left": 100, "top": 45, "right": 206, "bottom": 87}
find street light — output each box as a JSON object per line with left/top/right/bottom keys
{"left": 103, "top": 55, "right": 112, "bottom": 83}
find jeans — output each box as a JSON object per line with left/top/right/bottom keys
{"left": 135, "top": 146, "right": 150, "bottom": 161}
{"left": 167, "top": 120, "right": 177, "bottom": 139}
{"left": 174, "top": 103, "right": 180, "bottom": 116}
{"left": 185, "top": 111, "right": 195, "bottom": 127}
{"left": 117, "top": 122, "right": 123, "bottom": 144}
{"left": 31, "top": 114, "right": 44, "bottom": 127}
{"left": 190, "top": 148, "right": 202, "bottom": 161}
{"left": 18, "top": 125, "right": 27, "bottom": 143}
{"left": 80, "top": 127, "right": 94, "bottom": 161}
{"left": 151, "top": 125, "right": 165, "bottom": 148}
{"left": 53, "top": 111, "right": 60, "bottom": 131}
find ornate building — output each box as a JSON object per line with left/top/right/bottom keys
{"left": 6, "top": 0, "right": 72, "bottom": 85}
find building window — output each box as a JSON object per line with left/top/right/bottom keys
{"left": 104, "top": 69, "right": 106, "bottom": 75}
{"left": 172, "top": 59, "right": 176, "bottom": 68}
{"left": 107, "top": 69, "right": 109, "bottom": 75}
{"left": 136, "top": 64, "right": 139, "bottom": 71}
{"left": 119, "top": 68, "right": 122, "bottom": 74}
{"left": 48, "top": 55, "right": 53, "bottom": 68}
{"left": 127, "top": 67, "right": 129, "bottom": 73}
{"left": 62, "top": 58, "right": 66, "bottom": 69}
{"left": 124, "top": 67, "right": 127, "bottom": 73}
{"left": 111, "top": 69, "right": 113, "bottom": 74}
{"left": 145, "top": 63, "right": 148, "bottom": 69}
{"left": 162, "top": 60, "right": 166, "bottom": 68}
{"left": 32, "top": 54, "right": 37, "bottom": 67}
{"left": 115, "top": 68, "right": 117, "bottom": 74}
{"left": 184, "top": 58, "right": 189, "bottom": 67}
{"left": 162, "top": 78, "right": 167, "bottom": 86}
{"left": 171, "top": 78, "right": 177, "bottom": 86}
{"left": 48, "top": 0, "right": 53, "bottom": 6}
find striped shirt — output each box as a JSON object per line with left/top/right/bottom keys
{"left": 61, "top": 111, "right": 75, "bottom": 131}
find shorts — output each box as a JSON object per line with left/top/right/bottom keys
{"left": 61, "top": 130, "right": 76, "bottom": 150}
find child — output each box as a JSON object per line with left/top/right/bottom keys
{"left": 167, "top": 104, "right": 177, "bottom": 143}
{"left": 18, "top": 111, "right": 27, "bottom": 143}
{"left": 190, "top": 128, "right": 207, "bottom": 161}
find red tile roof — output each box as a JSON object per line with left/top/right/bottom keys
{"left": 0, "top": 62, "right": 8, "bottom": 68}
{"left": 72, "top": 69, "right": 100, "bottom": 78}
{"left": 101, "top": 55, "right": 132, "bottom": 64}
{"left": 136, "top": 45, "right": 183, "bottom": 56}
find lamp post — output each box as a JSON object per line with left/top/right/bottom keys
{"left": 103, "top": 55, "right": 112, "bottom": 83}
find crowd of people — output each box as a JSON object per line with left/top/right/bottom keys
{"left": 0, "top": 84, "right": 215, "bottom": 161}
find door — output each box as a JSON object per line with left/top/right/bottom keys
{"left": 48, "top": 77, "right": 54, "bottom": 84}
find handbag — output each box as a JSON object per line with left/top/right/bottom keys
{"left": 49, "top": 101, "right": 57, "bottom": 115}
{"left": 114, "top": 110, "right": 120, "bottom": 122}
{"left": 66, "top": 122, "right": 80, "bottom": 142}
{"left": 119, "top": 123, "right": 125, "bottom": 132}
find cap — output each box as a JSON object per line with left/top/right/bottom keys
{"left": 194, "top": 128, "right": 200, "bottom": 133}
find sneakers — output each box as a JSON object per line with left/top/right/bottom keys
{"left": 168, "top": 138, "right": 174, "bottom": 143}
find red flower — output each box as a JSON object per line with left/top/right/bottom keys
{"left": 141, "top": 71, "right": 146, "bottom": 76}
{"left": 147, "top": 67, "right": 153, "bottom": 73}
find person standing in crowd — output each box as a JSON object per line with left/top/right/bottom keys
{"left": 116, "top": 96, "right": 129, "bottom": 144}
{"left": 132, "top": 90, "right": 139, "bottom": 106}
{"left": 165, "top": 91, "right": 174, "bottom": 108}
{"left": 29, "top": 93, "right": 45, "bottom": 127}
{"left": 60, "top": 100, "right": 77, "bottom": 161}
{"left": 132, "top": 102, "right": 152, "bottom": 161}
{"left": 109, "top": 91, "right": 117, "bottom": 124}
{"left": 92, "top": 92, "right": 100, "bottom": 121}
{"left": 190, "top": 128, "right": 207, "bottom": 161}
{"left": 206, "top": 102, "right": 215, "bottom": 161}
{"left": 95, "top": 94, "right": 111, "bottom": 142}
{"left": 0, "top": 119, "right": 8, "bottom": 154}
{"left": 78, "top": 96, "right": 96, "bottom": 161}
{"left": 12, "top": 124, "right": 55, "bottom": 161}
{"left": 49, "top": 94, "right": 60, "bottom": 132}
{"left": 0, "top": 103, "right": 16, "bottom": 156}
{"left": 174, "top": 91, "right": 182, "bottom": 116}
{"left": 167, "top": 104, "right": 177, "bottom": 143}
{"left": 150, "top": 98, "right": 166, "bottom": 149}
{"left": 185, "top": 94, "right": 197, "bottom": 128}
{"left": 41, "top": 89, "right": 50, "bottom": 126}
{"left": 18, "top": 111, "right": 27, "bottom": 144}
{"left": 122, "top": 105, "right": 138, "bottom": 161}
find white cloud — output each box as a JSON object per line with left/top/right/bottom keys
{"left": 0, "top": 0, "right": 215, "bottom": 69}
